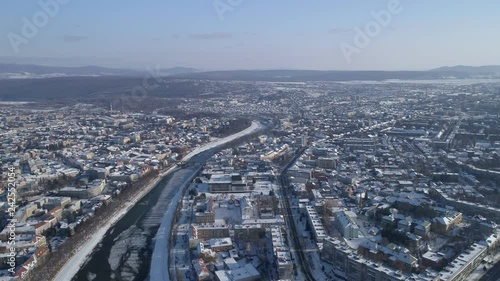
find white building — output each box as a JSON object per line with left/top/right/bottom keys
{"left": 334, "top": 210, "right": 359, "bottom": 239}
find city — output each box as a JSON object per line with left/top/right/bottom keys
{"left": 1, "top": 1, "right": 500, "bottom": 281}
{"left": 1, "top": 78, "right": 500, "bottom": 281}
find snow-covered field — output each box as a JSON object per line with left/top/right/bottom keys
{"left": 52, "top": 121, "right": 265, "bottom": 281}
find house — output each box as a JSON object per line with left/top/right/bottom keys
{"left": 192, "top": 258, "right": 210, "bottom": 281}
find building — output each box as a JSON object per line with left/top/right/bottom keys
{"left": 334, "top": 211, "right": 359, "bottom": 239}
{"left": 193, "top": 224, "right": 230, "bottom": 240}
{"left": 192, "top": 259, "right": 210, "bottom": 281}
{"left": 305, "top": 204, "right": 326, "bottom": 242}
{"left": 208, "top": 174, "right": 232, "bottom": 192}
{"left": 58, "top": 180, "right": 106, "bottom": 199}
{"left": 431, "top": 188, "right": 500, "bottom": 223}
{"left": 317, "top": 157, "right": 337, "bottom": 169}
{"left": 415, "top": 221, "right": 431, "bottom": 237}
{"left": 271, "top": 227, "right": 293, "bottom": 280}
{"left": 215, "top": 263, "right": 261, "bottom": 281}
{"left": 208, "top": 174, "right": 251, "bottom": 193}
{"left": 358, "top": 240, "right": 418, "bottom": 273}
{"left": 431, "top": 211, "right": 462, "bottom": 234}
{"left": 13, "top": 204, "right": 38, "bottom": 222}
{"left": 195, "top": 199, "right": 215, "bottom": 224}
{"left": 234, "top": 224, "right": 265, "bottom": 242}
{"left": 422, "top": 251, "right": 445, "bottom": 270}
{"left": 14, "top": 247, "right": 49, "bottom": 280}
{"left": 321, "top": 237, "right": 437, "bottom": 281}
{"left": 209, "top": 238, "right": 233, "bottom": 252}
{"left": 438, "top": 243, "right": 487, "bottom": 281}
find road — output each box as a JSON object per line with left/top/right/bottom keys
{"left": 277, "top": 146, "right": 316, "bottom": 281}
{"left": 480, "top": 260, "right": 500, "bottom": 281}
{"left": 274, "top": 120, "right": 396, "bottom": 281}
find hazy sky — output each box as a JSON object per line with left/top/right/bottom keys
{"left": 1, "top": 0, "right": 499, "bottom": 70}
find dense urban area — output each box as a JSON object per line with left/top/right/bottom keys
{"left": 1, "top": 78, "right": 500, "bottom": 281}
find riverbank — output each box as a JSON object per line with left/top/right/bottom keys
{"left": 51, "top": 166, "right": 175, "bottom": 281}
{"left": 51, "top": 121, "right": 264, "bottom": 281}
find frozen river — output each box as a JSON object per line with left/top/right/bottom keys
{"left": 72, "top": 152, "right": 212, "bottom": 281}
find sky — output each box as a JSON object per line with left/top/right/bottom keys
{"left": 1, "top": 0, "right": 499, "bottom": 70}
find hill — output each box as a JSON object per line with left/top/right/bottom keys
{"left": 431, "top": 65, "right": 500, "bottom": 74}
{"left": 173, "top": 69, "right": 470, "bottom": 82}
{"left": 0, "top": 64, "right": 199, "bottom": 79}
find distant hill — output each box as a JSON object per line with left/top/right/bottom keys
{"left": 2, "top": 63, "right": 500, "bottom": 81}
{"left": 0, "top": 64, "right": 199, "bottom": 79}
{"left": 431, "top": 65, "right": 500, "bottom": 74}
{"left": 0, "top": 64, "right": 140, "bottom": 78}
{"left": 158, "top": 67, "right": 199, "bottom": 76}
{"left": 0, "top": 75, "right": 224, "bottom": 102}
{"left": 173, "top": 69, "right": 473, "bottom": 82}
{"left": 172, "top": 65, "right": 500, "bottom": 81}
{"left": 1, "top": 66, "right": 499, "bottom": 103}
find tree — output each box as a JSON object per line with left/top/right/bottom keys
{"left": 189, "top": 188, "right": 198, "bottom": 197}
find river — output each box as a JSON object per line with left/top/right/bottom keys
{"left": 72, "top": 151, "right": 213, "bottom": 281}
